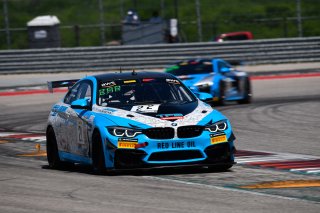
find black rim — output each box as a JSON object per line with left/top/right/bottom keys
{"left": 46, "top": 128, "right": 60, "bottom": 168}
{"left": 92, "top": 132, "right": 106, "bottom": 174}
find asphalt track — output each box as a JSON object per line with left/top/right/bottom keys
{"left": 0, "top": 73, "right": 319, "bottom": 212}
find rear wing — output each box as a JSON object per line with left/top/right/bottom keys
{"left": 47, "top": 79, "right": 79, "bottom": 93}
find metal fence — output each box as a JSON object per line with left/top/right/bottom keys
{"left": 0, "top": 37, "right": 319, "bottom": 74}
{"left": 1, "top": 0, "right": 320, "bottom": 49}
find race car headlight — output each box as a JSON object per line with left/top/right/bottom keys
{"left": 107, "top": 127, "right": 142, "bottom": 138}
{"left": 205, "top": 120, "right": 228, "bottom": 132}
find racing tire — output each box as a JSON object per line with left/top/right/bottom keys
{"left": 46, "top": 127, "right": 63, "bottom": 169}
{"left": 207, "top": 164, "right": 233, "bottom": 172}
{"left": 92, "top": 131, "right": 107, "bottom": 175}
{"left": 238, "top": 77, "right": 252, "bottom": 104}
{"left": 216, "top": 81, "right": 226, "bottom": 106}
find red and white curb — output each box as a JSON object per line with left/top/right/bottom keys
{"left": 0, "top": 132, "right": 46, "bottom": 143}
{"left": 1, "top": 132, "right": 319, "bottom": 174}
{"left": 236, "top": 150, "right": 320, "bottom": 175}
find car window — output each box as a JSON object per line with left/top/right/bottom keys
{"left": 64, "top": 81, "right": 92, "bottom": 105}
{"left": 64, "top": 83, "right": 80, "bottom": 105}
{"left": 217, "top": 61, "right": 231, "bottom": 72}
{"left": 224, "top": 34, "right": 249, "bottom": 41}
{"left": 165, "top": 60, "right": 213, "bottom": 75}
{"left": 76, "top": 82, "right": 92, "bottom": 102}
{"left": 97, "top": 78, "right": 196, "bottom": 108}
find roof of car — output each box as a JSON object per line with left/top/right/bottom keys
{"left": 94, "top": 71, "right": 174, "bottom": 81}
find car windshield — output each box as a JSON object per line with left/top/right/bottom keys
{"left": 165, "top": 60, "right": 213, "bottom": 75}
{"left": 97, "top": 78, "right": 196, "bottom": 108}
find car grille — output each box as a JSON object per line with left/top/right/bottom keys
{"left": 177, "top": 125, "right": 204, "bottom": 138}
{"left": 148, "top": 150, "right": 203, "bottom": 161}
{"left": 143, "top": 126, "right": 205, "bottom": 139}
{"left": 143, "top": 127, "right": 174, "bottom": 139}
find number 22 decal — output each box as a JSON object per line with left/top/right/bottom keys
{"left": 131, "top": 104, "right": 160, "bottom": 113}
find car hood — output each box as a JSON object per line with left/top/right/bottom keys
{"left": 92, "top": 101, "right": 222, "bottom": 128}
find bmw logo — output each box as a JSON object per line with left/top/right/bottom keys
{"left": 171, "top": 123, "right": 177, "bottom": 126}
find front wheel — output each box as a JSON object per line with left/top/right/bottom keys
{"left": 92, "top": 131, "right": 107, "bottom": 174}
{"left": 46, "top": 127, "right": 62, "bottom": 169}
{"left": 207, "top": 164, "right": 233, "bottom": 172}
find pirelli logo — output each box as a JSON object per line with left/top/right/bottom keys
{"left": 118, "top": 138, "right": 138, "bottom": 149}
{"left": 210, "top": 134, "right": 228, "bottom": 144}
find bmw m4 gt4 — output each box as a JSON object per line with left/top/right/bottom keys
{"left": 46, "top": 71, "right": 236, "bottom": 173}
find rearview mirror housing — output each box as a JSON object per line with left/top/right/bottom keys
{"left": 71, "top": 99, "right": 90, "bottom": 110}
{"left": 194, "top": 92, "right": 213, "bottom": 102}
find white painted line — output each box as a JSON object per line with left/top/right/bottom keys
{"left": 143, "top": 176, "right": 315, "bottom": 203}
{"left": 236, "top": 154, "right": 317, "bottom": 164}
{"left": 21, "top": 136, "right": 46, "bottom": 142}
{"left": 290, "top": 167, "right": 320, "bottom": 172}
{"left": 0, "top": 132, "right": 24, "bottom": 137}
{"left": 306, "top": 170, "right": 320, "bottom": 174}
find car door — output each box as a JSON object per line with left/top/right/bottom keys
{"left": 54, "top": 83, "right": 80, "bottom": 153}
{"left": 66, "top": 80, "right": 93, "bottom": 157}
{"left": 56, "top": 81, "right": 93, "bottom": 157}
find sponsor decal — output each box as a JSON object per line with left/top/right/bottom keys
{"left": 123, "top": 80, "right": 136, "bottom": 84}
{"left": 142, "top": 78, "right": 155, "bottom": 82}
{"left": 210, "top": 133, "right": 227, "bottom": 144}
{"left": 157, "top": 113, "right": 184, "bottom": 120}
{"left": 166, "top": 79, "right": 180, "bottom": 84}
{"left": 99, "top": 86, "right": 121, "bottom": 96}
{"left": 131, "top": 104, "right": 160, "bottom": 113}
{"left": 157, "top": 141, "right": 196, "bottom": 149}
{"left": 101, "top": 81, "right": 116, "bottom": 88}
{"left": 118, "top": 138, "right": 138, "bottom": 149}
{"left": 177, "top": 75, "right": 192, "bottom": 80}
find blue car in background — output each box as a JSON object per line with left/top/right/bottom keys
{"left": 46, "top": 71, "right": 236, "bottom": 174}
{"left": 165, "top": 59, "right": 252, "bottom": 105}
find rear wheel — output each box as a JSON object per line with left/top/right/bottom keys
{"left": 46, "top": 127, "right": 62, "bottom": 169}
{"left": 238, "top": 77, "right": 252, "bottom": 104}
{"left": 92, "top": 131, "right": 107, "bottom": 174}
{"left": 215, "top": 81, "right": 226, "bottom": 106}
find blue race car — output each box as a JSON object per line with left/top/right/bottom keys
{"left": 165, "top": 58, "right": 252, "bottom": 105}
{"left": 46, "top": 71, "right": 236, "bottom": 173}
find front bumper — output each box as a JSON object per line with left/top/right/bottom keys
{"left": 113, "top": 142, "right": 235, "bottom": 169}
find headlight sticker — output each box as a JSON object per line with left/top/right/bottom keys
{"left": 205, "top": 120, "right": 228, "bottom": 132}
{"left": 117, "top": 138, "right": 138, "bottom": 149}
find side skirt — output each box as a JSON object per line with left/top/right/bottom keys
{"left": 59, "top": 151, "right": 92, "bottom": 165}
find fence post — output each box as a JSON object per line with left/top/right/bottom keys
{"left": 296, "top": 0, "right": 303, "bottom": 37}
{"left": 3, "top": 0, "right": 11, "bottom": 49}
{"left": 74, "top": 25, "right": 80, "bottom": 47}
{"left": 98, "top": 0, "right": 106, "bottom": 46}
{"left": 195, "top": 0, "right": 202, "bottom": 42}
{"left": 283, "top": 17, "right": 288, "bottom": 38}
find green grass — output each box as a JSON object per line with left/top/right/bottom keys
{"left": 0, "top": 0, "right": 319, "bottom": 49}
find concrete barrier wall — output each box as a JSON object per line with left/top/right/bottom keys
{"left": 0, "top": 37, "right": 319, "bottom": 74}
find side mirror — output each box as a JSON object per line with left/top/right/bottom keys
{"left": 71, "top": 99, "right": 90, "bottom": 110}
{"left": 220, "top": 67, "right": 231, "bottom": 73}
{"left": 194, "top": 92, "right": 213, "bottom": 102}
